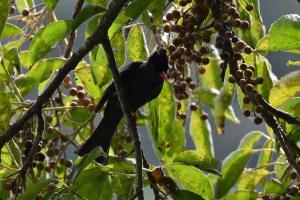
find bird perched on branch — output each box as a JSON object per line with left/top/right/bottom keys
{"left": 75, "top": 50, "right": 169, "bottom": 164}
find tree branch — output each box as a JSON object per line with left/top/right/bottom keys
{"left": 64, "top": 0, "right": 85, "bottom": 58}
{"left": 101, "top": 35, "right": 144, "bottom": 200}
{"left": 0, "top": 0, "right": 129, "bottom": 160}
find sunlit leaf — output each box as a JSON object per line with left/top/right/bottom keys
{"left": 238, "top": 131, "right": 264, "bottom": 149}
{"left": 257, "top": 139, "right": 273, "bottom": 168}
{"left": 287, "top": 60, "right": 300, "bottom": 66}
{"left": 108, "top": 11, "right": 129, "bottom": 39}
{"left": 255, "top": 54, "right": 275, "bottom": 100}
{"left": 15, "top": 58, "right": 66, "bottom": 95}
{"left": 44, "top": 0, "right": 59, "bottom": 9}
{"left": 212, "top": 75, "right": 235, "bottom": 134}
{"left": 110, "top": 31, "right": 126, "bottom": 67}
{"left": 166, "top": 164, "right": 213, "bottom": 200}
{"left": 189, "top": 109, "right": 214, "bottom": 158}
{"left": 173, "top": 150, "right": 221, "bottom": 176}
{"left": 0, "top": 23, "right": 24, "bottom": 40}
{"left": 147, "top": 83, "right": 185, "bottom": 162}
{"left": 28, "top": 20, "right": 73, "bottom": 65}
{"left": 236, "top": 0, "right": 264, "bottom": 47}
{"left": 269, "top": 70, "right": 300, "bottom": 107}
{"left": 214, "top": 149, "right": 253, "bottom": 198}
{"left": 73, "top": 4, "right": 106, "bottom": 30}
{"left": 127, "top": 25, "right": 149, "bottom": 61}
{"left": 125, "top": 0, "right": 153, "bottom": 19}
{"left": 256, "top": 14, "right": 300, "bottom": 53}
{"left": 15, "top": 0, "right": 33, "bottom": 13}
{"left": 74, "top": 62, "right": 102, "bottom": 101}
{"left": 148, "top": 0, "right": 165, "bottom": 26}
{"left": 237, "top": 169, "right": 270, "bottom": 190}
{"left": 200, "top": 51, "right": 223, "bottom": 90}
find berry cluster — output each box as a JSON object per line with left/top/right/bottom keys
{"left": 162, "top": 0, "right": 264, "bottom": 124}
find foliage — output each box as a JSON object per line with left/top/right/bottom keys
{"left": 0, "top": 0, "right": 300, "bottom": 200}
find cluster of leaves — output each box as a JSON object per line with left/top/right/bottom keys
{"left": 1, "top": 0, "right": 300, "bottom": 199}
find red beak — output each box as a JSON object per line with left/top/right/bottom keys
{"left": 159, "top": 71, "right": 168, "bottom": 80}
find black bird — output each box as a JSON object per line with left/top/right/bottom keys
{"left": 75, "top": 50, "right": 169, "bottom": 164}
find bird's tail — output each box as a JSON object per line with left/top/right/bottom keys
{"left": 75, "top": 98, "right": 123, "bottom": 164}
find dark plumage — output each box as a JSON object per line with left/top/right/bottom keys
{"left": 75, "top": 51, "right": 169, "bottom": 164}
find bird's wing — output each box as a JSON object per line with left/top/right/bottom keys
{"left": 119, "top": 61, "right": 144, "bottom": 79}
{"left": 95, "top": 83, "right": 116, "bottom": 112}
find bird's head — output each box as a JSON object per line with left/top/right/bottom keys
{"left": 148, "top": 50, "right": 169, "bottom": 80}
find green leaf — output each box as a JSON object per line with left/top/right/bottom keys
{"left": 0, "top": 92, "right": 11, "bottom": 134}
{"left": 85, "top": 0, "right": 108, "bottom": 6}
{"left": 108, "top": 11, "right": 129, "bottom": 39}
{"left": 4, "top": 47, "right": 21, "bottom": 73}
{"left": 171, "top": 190, "right": 204, "bottom": 200}
{"left": 287, "top": 60, "right": 300, "bottom": 66}
{"left": 238, "top": 131, "right": 264, "bottom": 149}
{"left": 212, "top": 75, "right": 235, "bottom": 134}
{"left": 91, "top": 45, "right": 111, "bottom": 87}
{"left": 189, "top": 109, "right": 214, "bottom": 158}
{"left": 28, "top": 20, "right": 73, "bottom": 65}
{"left": 221, "top": 190, "right": 259, "bottom": 200}
{"left": 263, "top": 179, "right": 285, "bottom": 194}
{"left": 73, "top": 5, "right": 106, "bottom": 30}
{"left": 0, "top": 1, "right": 9, "bottom": 37}
{"left": 214, "top": 149, "right": 253, "bottom": 198}
{"left": 18, "top": 179, "right": 52, "bottom": 200}
{"left": 3, "top": 39, "right": 26, "bottom": 54}
{"left": 255, "top": 54, "right": 274, "bottom": 101}
{"left": 257, "top": 139, "right": 273, "bottom": 168}
{"left": 237, "top": 169, "right": 270, "bottom": 190}
{"left": 256, "top": 14, "right": 300, "bottom": 53}
{"left": 7, "top": 139, "right": 22, "bottom": 167}
{"left": 124, "top": 0, "right": 153, "bottom": 19}
{"left": 173, "top": 150, "right": 221, "bottom": 176}
{"left": 74, "top": 167, "right": 112, "bottom": 200}
{"left": 107, "top": 157, "right": 136, "bottom": 198}
{"left": 127, "top": 25, "right": 149, "bottom": 61}
{"left": 19, "top": 50, "right": 31, "bottom": 69}
{"left": 193, "top": 87, "right": 219, "bottom": 108}
{"left": 236, "top": 0, "right": 264, "bottom": 47}
{"left": 74, "top": 62, "right": 102, "bottom": 101}
{"left": 269, "top": 70, "right": 300, "bottom": 107}
{"left": 166, "top": 164, "right": 213, "bottom": 200}
{"left": 73, "top": 148, "right": 103, "bottom": 179}
{"left": 110, "top": 31, "right": 126, "bottom": 67}
{"left": 147, "top": 83, "right": 185, "bottom": 162}
{"left": 148, "top": 0, "right": 165, "bottom": 26}
{"left": 44, "top": 0, "right": 59, "bottom": 9}
{"left": 0, "top": 23, "right": 24, "bottom": 40}
{"left": 199, "top": 51, "right": 222, "bottom": 90}
{"left": 15, "top": 0, "right": 33, "bottom": 13}
{"left": 15, "top": 58, "right": 66, "bottom": 96}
